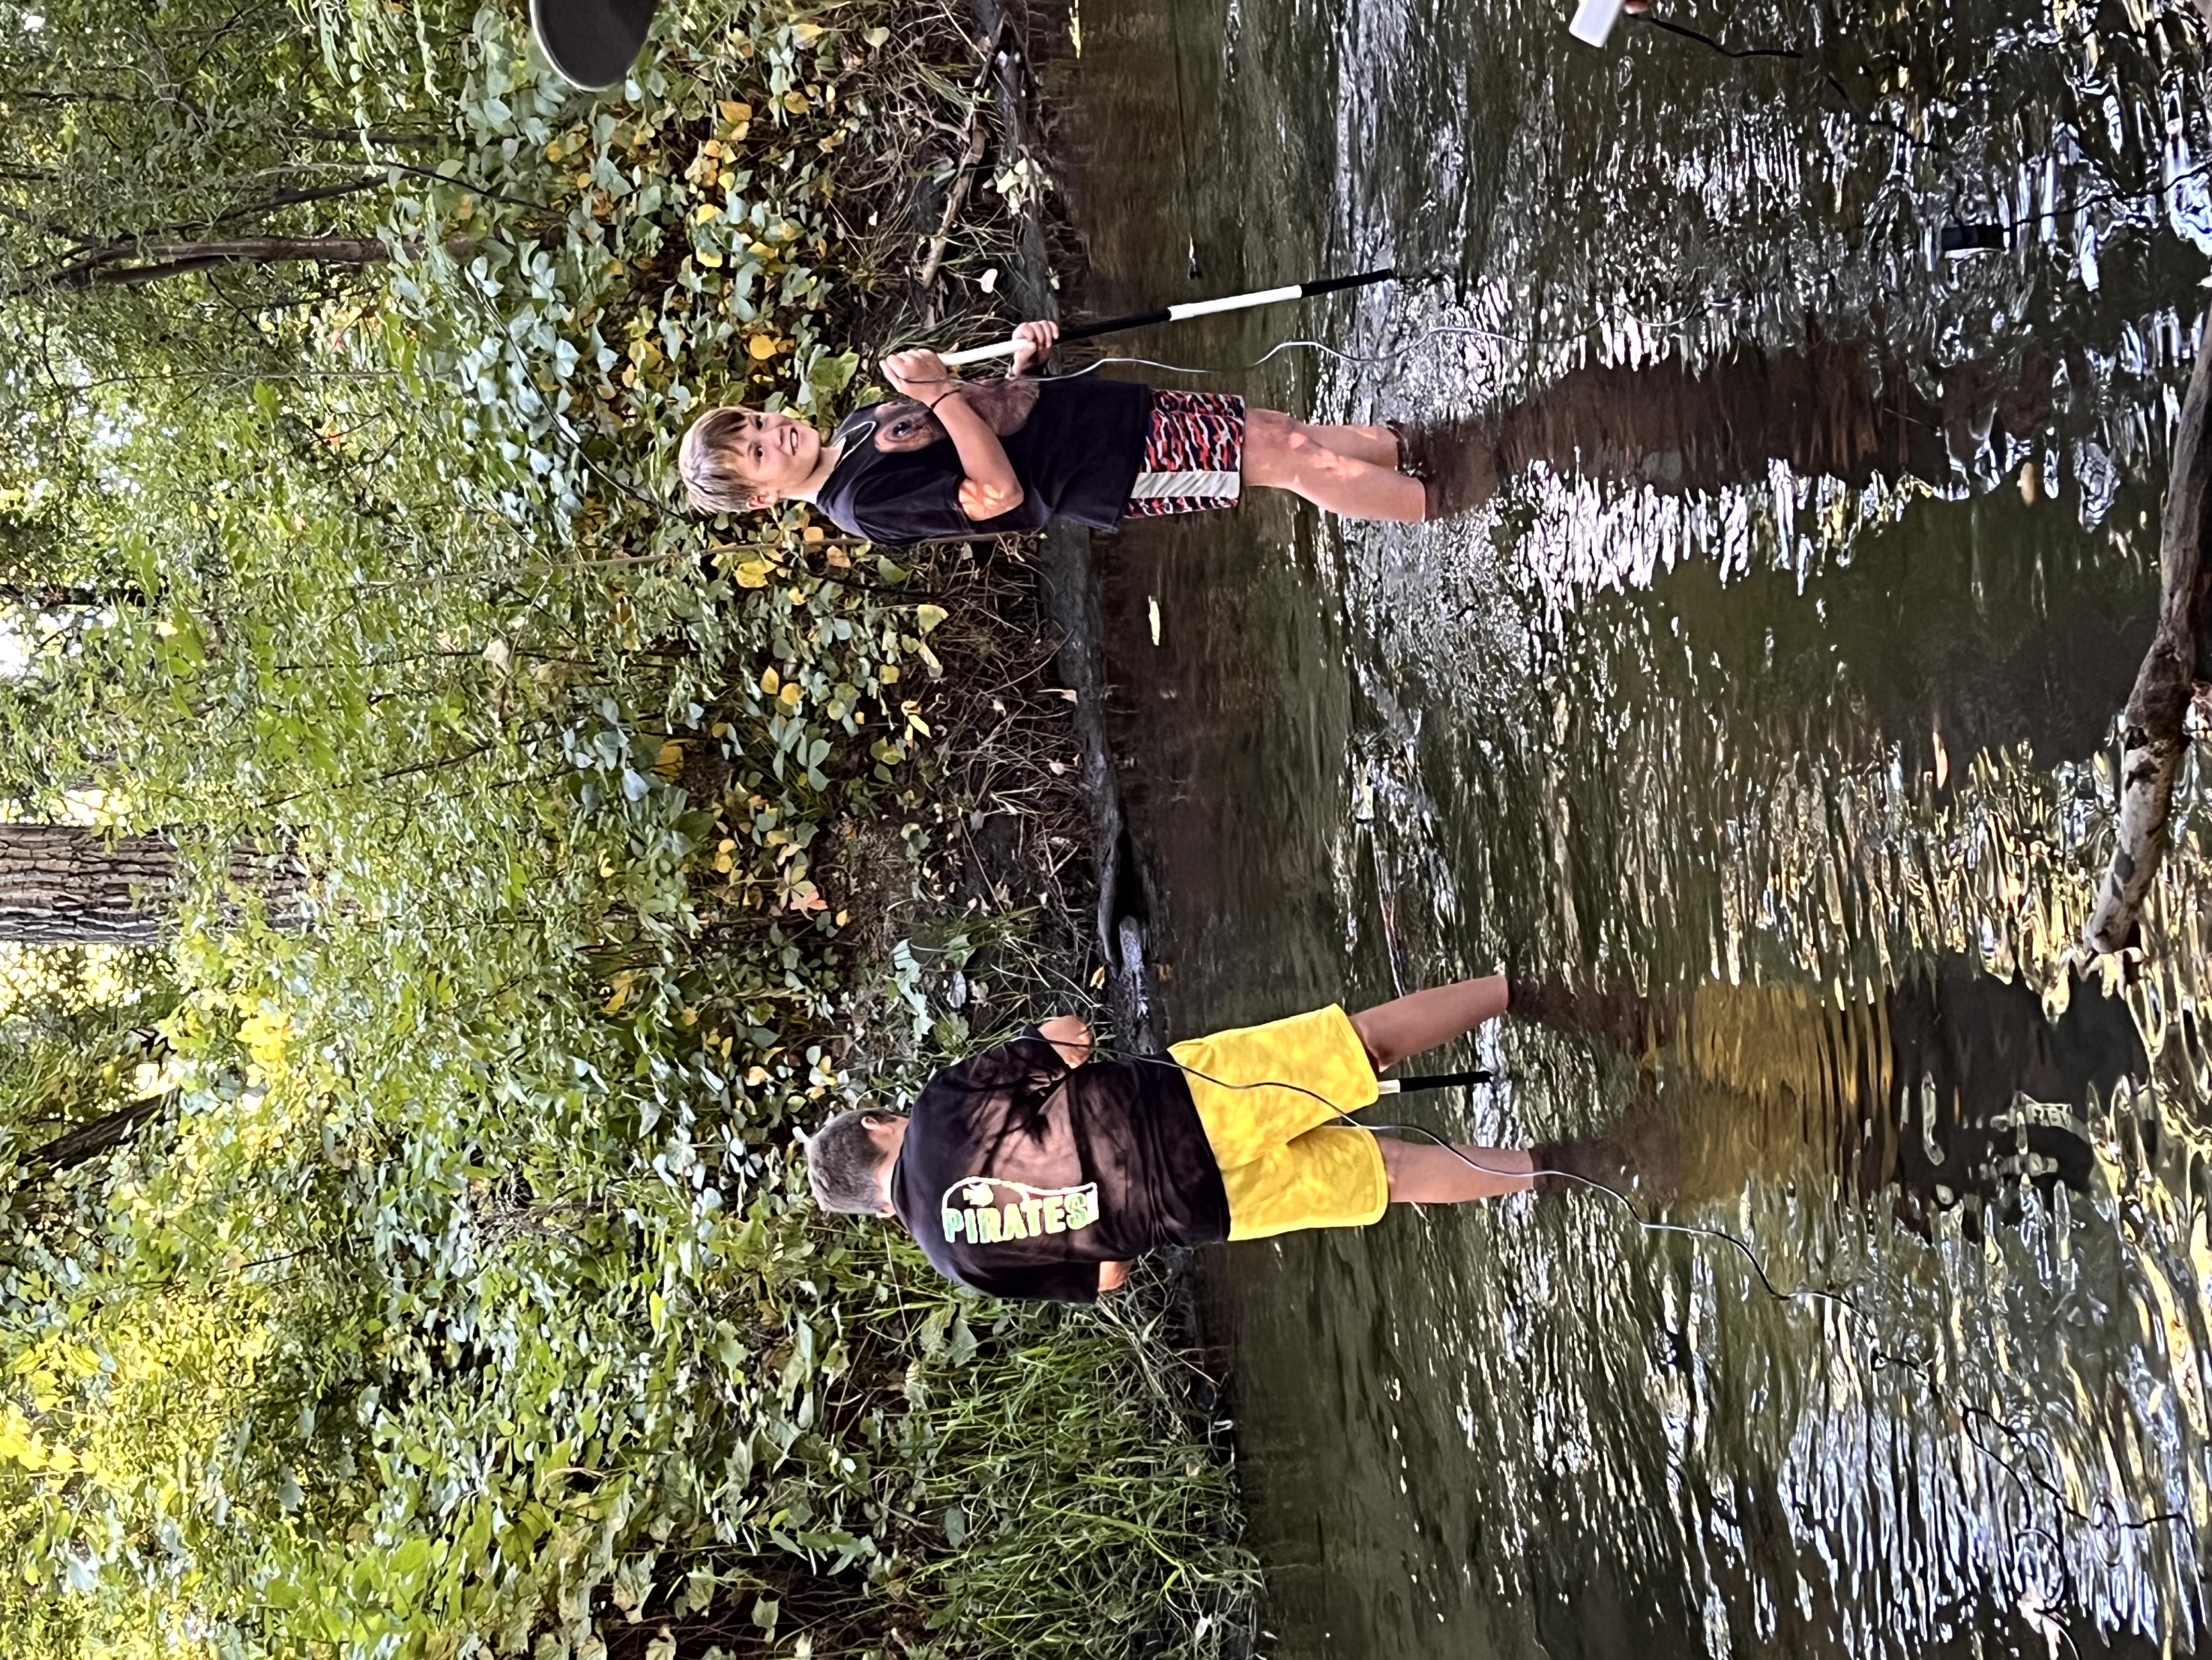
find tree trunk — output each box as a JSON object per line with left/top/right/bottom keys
{"left": 0, "top": 824, "right": 182, "bottom": 944}
{"left": 2082, "top": 315, "right": 2212, "bottom": 954}
{"left": 43, "top": 235, "right": 394, "bottom": 293}
{"left": 0, "top": 825, "right": 305, "bottom": 944}
{"left": 13, "top": 232, "right": 484, "bottom": 298}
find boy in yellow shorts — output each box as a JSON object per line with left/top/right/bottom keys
{"left": 802, "top": 975, "right": 1654, "bottom": 1303}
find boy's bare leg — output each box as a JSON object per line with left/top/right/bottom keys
{"left": 1348, "top": 973, "right": 1509, "bottom": 1071}
{"left": 1243, "top": 407, "right": 1426, "bottom": 522}
{"left": 1303, "top": 422, "right": 1402, "bottom": 467}
{"left": 1380, "top": 1137, "right": 1536, "bottom": 1203}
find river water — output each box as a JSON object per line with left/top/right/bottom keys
{"left": 1041, "top": 1, "right": 2212, "bottom": 1655}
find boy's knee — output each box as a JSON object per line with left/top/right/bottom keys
{"left": 1244, "top": 407, "right": 1293, "bottom": 452}
{"left": 1346, "top": 1007, "right": 1390, "bottom": 1073}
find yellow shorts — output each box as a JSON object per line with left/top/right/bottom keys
{"left": 1170, "top": 1004, "right": 1388, "bottom": 1241}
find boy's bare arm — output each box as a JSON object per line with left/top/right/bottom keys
{"left": 1034, "top": 1013, "right": 1094, "bottom": 1069}
{"left": 1097, "top": 1260, "right": 1129, "bottom": 1293}
{"left": 879, "top": 347, "right": 1024, "bottom": 519}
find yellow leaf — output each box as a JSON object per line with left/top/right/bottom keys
{"left": 783, "top": 90, "right": 811, "bottom": 113}
{"left": 691, "top": 202, "right": 720, "bottom": 224}
{"left": 759, "top": 666, "right": 780, "bottom": 695}
{"left": 801, "top": 524, "right": 824, "bottom": 542}
{"left": 719, "top": 100, "right": 752, "bottom": 123}
{"left": 654, "top": 739, "right": 685, "bottom": 781}
{"left": 825, "top": 547, "right": 852, "bottom": 568}
{"left": 747, "top": 333, "right": 777, "bottom": 361}
{"left": 793, "top": 21, "right": 824, "bottom": 41}
{"left": 735, "top": 560, "right": 772, "bottom": 589}
{"left": 603, "top": 971, "right": 634, "bottom": 1014}
{"left": 780, "top": 682, "right": 803, "bottom": 708}
{"left": 680, "top": 1007, "right": 699, "bottom": 1026}
{"left": 914, "top": 603, "right": 948, "bottom": 634}
{"left": 877, "top": 664, "right": 899, "bottom": 685}
{"left": 695, "top": 250, "right": 723, "bottom": 269}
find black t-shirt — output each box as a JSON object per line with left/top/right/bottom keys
{"left": 889, "top": 1032, "right": 1231, "bottom": 1304}
{"left": 813, "top": 376, "right": 1151, "bottom": 545}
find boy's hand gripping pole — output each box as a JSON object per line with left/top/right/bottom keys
{"left": 937, "top": 268, "right": 1400, "bottom": 367}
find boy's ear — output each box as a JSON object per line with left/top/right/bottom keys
{"left": 745, "top": 490, "right": 776, "bottom": 511}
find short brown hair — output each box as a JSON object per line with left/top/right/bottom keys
{"left": 678, "top": 405, "right": 769, "bottom": 514}
{"left": 804, "top": 1109, "right": 895, "bottom": 1212}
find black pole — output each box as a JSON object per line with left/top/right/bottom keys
{"left": 1390, "top": 1068, "right": 1497, "bottom": 1092}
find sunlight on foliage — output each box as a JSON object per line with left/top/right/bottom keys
{"left": 0, "top": 1, "right": 1250, "bottom": 1655}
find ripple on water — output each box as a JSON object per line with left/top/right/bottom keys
{"left": 1055, "top": 0, "right": 2212, "bottom": 1653}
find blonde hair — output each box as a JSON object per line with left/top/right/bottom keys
{"left": 678, "top": 406, "right": 774, "bottom": 514}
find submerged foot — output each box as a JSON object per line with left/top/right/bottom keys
{"left": 1534, "top": 1103, "right": 1682, "bottom": 1206}
{"left": 1390, "top": 416, "right": 1506, "bottom": 521}
{"left": 1507, "top": 976, "right": 1672, "bottom": 1055}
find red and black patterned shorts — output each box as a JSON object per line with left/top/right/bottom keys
{"left": 1123, "top": 390, "right": 1247, "bottom": 518}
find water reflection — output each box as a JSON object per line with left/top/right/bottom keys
{"left": 1045, "top": 0, "right": 2212, "bottom": 1654}
{"left": 1519, "top": 957, "right": 2148, "bottom": 1223}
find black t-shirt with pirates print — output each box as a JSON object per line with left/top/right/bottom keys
{"left": 888, "top": 1031, "right": 1231, "bottom": 1304}
{"left": 811, "top": 376, "right": 1151, "bottom": 545}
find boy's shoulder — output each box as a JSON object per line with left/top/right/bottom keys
{"left": 918, "top": 1032, "right": 1066, "bottom": 1102}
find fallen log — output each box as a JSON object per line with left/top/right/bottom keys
{"left": 2082, "top": 314, "right": 2212, "bottom": 955}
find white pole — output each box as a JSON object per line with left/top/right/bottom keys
{"left": 938, "top": 283, "right": 1319, "bottom": 367}
{"left": 1163, "top": 283, "right": 1305, "bottom": 322}
{"left": 940, "top": 338, "right": 1023, "bottom": 367}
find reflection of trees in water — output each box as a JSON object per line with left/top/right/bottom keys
{"left": 1510, "top": 954, "right": 2210, "bottom": 1658}
{"left": 1446, "top": 498, "right": 2157, "bottom": 1011}
{"left": 1432, "top": 0, "right": 2212, "bottom": 466}
{"left": 1573, "top": 434, "right": 2160, "bottom": 774}
{"left": 1528, "top": 957, "right": 2152, "bottom": 1223}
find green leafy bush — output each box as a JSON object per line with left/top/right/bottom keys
{"left": 0, "top": 1, "right": 1249, "bottom": 1654}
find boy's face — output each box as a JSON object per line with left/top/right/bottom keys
{"left": 730, "top": 408, "right": 823, "bottom": 502}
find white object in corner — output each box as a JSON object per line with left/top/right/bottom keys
{"left": 1569, "top": 0, "right": 1627, "bottom": 46}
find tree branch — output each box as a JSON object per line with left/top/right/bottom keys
{"left": 7, "top": 231, "right": 495, "bottom": 298}
{"left": 199, "top": 175, "right": 392, "bottom": 232}
{"left": 2083, "top": 313, "right": 2212, "bottom": 954}
{"left": 20, "top": 1098, "right": 168, "bottom": 1175}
